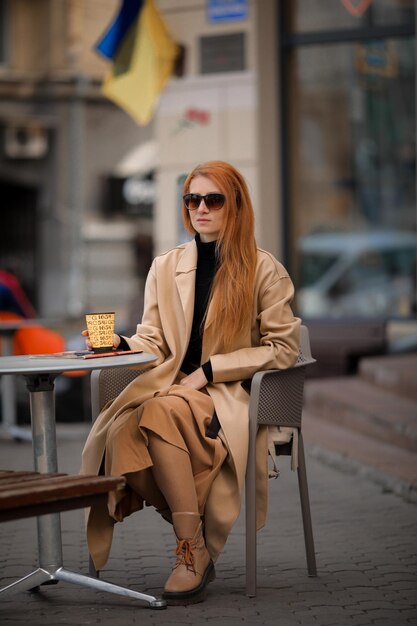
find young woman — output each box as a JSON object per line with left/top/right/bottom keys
{"left": 81, "top": 161, "right": 300, "bottom": 605}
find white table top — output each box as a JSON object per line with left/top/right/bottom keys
{"left": 0, "top": 352, "right": 156, "bottom": 376}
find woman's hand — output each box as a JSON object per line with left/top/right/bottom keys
{"left": 179, "top": 367, "right": 208, "bottom": 391}
{"left": 81, "top": 330, "right": 121, "bottom": 351}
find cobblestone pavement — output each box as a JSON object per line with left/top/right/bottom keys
{"left": 0, "top": 424, "right": 416, "bottom": 626}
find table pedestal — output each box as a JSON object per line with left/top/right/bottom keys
{"left": 0, "top": 373, "right": 166, "bottom": 609}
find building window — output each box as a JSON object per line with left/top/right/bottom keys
{"left": 285, "top": 0, "right": 414, "bottom": 33}
{"left": 200, "top": 32, "right": 246, "bottom": 74}
{"left": 0, "top": 0, "right": 8, "bottom": 65}
{"left": 280, "top": 1, "right": 416, "bottom": 319}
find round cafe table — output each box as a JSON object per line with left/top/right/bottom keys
{"left": 0, "top": 350, "right": 167, "bottom": 609}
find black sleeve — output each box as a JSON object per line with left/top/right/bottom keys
{"left": 117, "top": 335, "right": 130, "bottom": 351}
{"left": 201, "top": 360, "right": 213, "bottom": 382}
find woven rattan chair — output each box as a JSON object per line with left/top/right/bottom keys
{"left": 90, "top": 366, "right": 145, "bottom": 422}
{"left": 89, "top": 325, "right": 317, "bottom": 593}
{"left": 245, "top": 324, "right": 317, "bottom": 596}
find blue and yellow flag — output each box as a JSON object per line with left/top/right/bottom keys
{"left": 96, "top": 0, "right": 179, "bottom": 125}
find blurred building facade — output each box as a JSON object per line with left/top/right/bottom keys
{"left": 0, "top": 0, "right": 415, "bottom": 330}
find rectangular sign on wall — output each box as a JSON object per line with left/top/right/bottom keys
{"left": 207, "top": 0, "right": 247, "bottom": 23}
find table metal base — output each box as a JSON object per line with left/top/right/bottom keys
{"left": 0, "top": 566, "right": 167, "bottom": 609}
{"left": 0, "top": 372, "right": 166, "bottom": 610}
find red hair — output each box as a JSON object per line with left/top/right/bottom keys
{"left": 183, "top": 161, "right": 257, "bottom": 351}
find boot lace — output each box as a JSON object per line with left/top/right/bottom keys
{"left": 174, "top": 539, "right": 196, "bottom": 574}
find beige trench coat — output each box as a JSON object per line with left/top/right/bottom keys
{"left": 81, "top": 239, "right": 300, "bottom": 570}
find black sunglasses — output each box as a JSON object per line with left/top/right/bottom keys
{"left": 183, "top": 193, "right": 225, "bottom": 211}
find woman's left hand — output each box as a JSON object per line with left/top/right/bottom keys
{"left": 179, "top": 367, "right": 208, "bottom": 390}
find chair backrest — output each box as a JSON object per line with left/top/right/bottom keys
{"left": 249, "top": 324, "right": 315, "bottom": 429}
{"left": 90, "top": 367, "right": 145, "bottom": 420}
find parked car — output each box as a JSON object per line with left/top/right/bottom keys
{"left": 297, "top": 230, "right": 417, "bottom": 317}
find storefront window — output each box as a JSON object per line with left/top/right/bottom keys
{"left": 282, "top": 5, "right": 416, "bottom": 318}
{"left": 0, "top": 0, "right": 8, "bottom": 65}
{"left": 286, "top": 0, "right": 415, "bottom": 34}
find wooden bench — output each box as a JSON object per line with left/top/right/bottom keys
{"left": 304, "top": 318, "right": 387, "bottom": 377}
{"left": 0, "top": 470, "right": 125, "bottom": 522}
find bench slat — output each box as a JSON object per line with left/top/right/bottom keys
{"left": 0, "top": 475, "right": 125, "bottom": 509}
{"left": 0, "top": 472, "right": 121, "bottom": 491}
{"left": 0, "top": 494, "right": 109, "bottom": 522}
{"left": 0, "top": 470, "right": 125, "bottom": 522}
{"left": 0, "top": 472, "right": 67, "bottom": 487}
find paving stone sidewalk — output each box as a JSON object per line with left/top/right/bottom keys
{"left": 0, "top": 424, "right": 416, "bottom": 626}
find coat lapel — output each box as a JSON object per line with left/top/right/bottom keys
{"left": 175, "top": 240, "right": 197, "bottom": 333}
{"left": 175, "top": 238, "right": 225, "bottom": 358}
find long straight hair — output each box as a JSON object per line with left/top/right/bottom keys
{"left": 182, "top": 161, "right": 257, "bottom": 351}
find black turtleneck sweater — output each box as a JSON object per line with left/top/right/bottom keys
{"left": 180, "top": 235, "right": 218, "bottom": 379}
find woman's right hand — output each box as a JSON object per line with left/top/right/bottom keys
{"left": 81, "top": 331, "right": 121, "bottom": 351}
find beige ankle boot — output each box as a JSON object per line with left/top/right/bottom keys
{"left": 162, "top": 512, "right": 215, "bottom": 605}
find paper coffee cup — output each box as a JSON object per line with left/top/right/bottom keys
{"left": 85, "top": 312, "right": 115, "bottom": 352}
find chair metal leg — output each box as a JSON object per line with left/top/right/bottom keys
{"left": 297, "top": 433, "right": 317, "bottom": 577}
{"left": 245, "top": 483, "right": 257, "bottom": 597}
{"left": 245, "top": 418, "right": 258, "bottom": 597}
